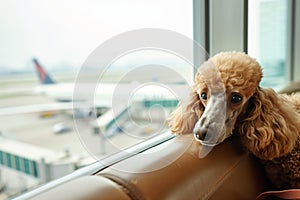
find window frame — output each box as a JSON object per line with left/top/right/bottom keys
{"left": 293, "top": 0, "right": 300, "bottom": 81}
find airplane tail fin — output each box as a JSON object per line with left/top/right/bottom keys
{"left": 33, "top": 58, "right": 56, "bottom": 84}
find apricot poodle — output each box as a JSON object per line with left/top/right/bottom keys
{"left": 168, "top": 51, "right": 300, "bottom": 190}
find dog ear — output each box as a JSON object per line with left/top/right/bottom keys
{"left": 167, "top": 91, "right": 204, "bottom": 134}
{"left": 238, "top": 88, "right": 300, "bottom": 160}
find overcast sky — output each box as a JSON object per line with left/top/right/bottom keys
{"left": 0, "top": 0, "right": 192, "bottom": 71}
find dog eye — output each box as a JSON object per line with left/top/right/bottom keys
{"left": 200, "top": 92, "right": 207, "bottom": 100}
{"left": 231, "top": 94, "right": 242, "bottom": 104}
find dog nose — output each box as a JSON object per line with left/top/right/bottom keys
{"left": 194, "top": 127, "right": 208, "bottom": 141}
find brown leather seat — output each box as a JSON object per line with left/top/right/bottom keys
{"left": 31, "top": 134, "right": 272, "bottom": 200}
{"left": 31, "top": 176, "right": 130, "bottom": 200}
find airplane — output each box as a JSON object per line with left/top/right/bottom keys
{"left": 0, "top": 58, "right": 189, "bottom": 118}
{"left": 32, "top": 58, "right": 189, "bottom": 107}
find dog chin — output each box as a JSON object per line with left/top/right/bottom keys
{"left": 198, "top": 134, "right": 232, "bottom": 147}
{"left": 193, "top": 137, "right": 219, "bottom": 146}
{"left": 199, "top": 141, "right": 218, "bottom": 147}
{"left": 194, "top": 135, "right": 224, "bottom": 147}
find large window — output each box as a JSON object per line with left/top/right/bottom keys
{"left": 248, "top": 0, "right": 290, "bottom": 90}
{"left": 0, "top": 0, "right": 193, "bottom": 198}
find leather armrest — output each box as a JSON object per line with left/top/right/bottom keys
{"left": 30, "top": 135, "right": 272, "bottom": 200}
{"left": 97, "top": 135, "right": 272, "bottom": 200}
{"left": 31, "top": 176, "right": 130, "bottom": 200}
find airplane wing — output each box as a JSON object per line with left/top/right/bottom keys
{"left": 0, "top": 103, "right": 74, "bottom": 116}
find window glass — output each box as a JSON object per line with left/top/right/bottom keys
{"left": 0, "top": 0, "right": 193, "bottom": 198}
{"left": 23, "top": 158, "right": 30, "bottom": 175}
{"left": 248, "top": 0, "right": 289, "bottom": 90}
{"left": 2, "top": 152, "right": 8, "bottom": 166}
{"left": 15, "top": 155, "right": 21, "bottom": 171}
{"left": 11, "top": 154, "right": 16, "bottom": 169}
{"left": 32, "top": 161, "right": 39, "bottom": 178}
{"left": 7, "top": 153, "right": 12, "bottom": 168}
{"left": 0, "top": 151, "right": 3, "bottom": 165}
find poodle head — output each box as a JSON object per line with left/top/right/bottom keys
{"left": 168, "top": 51, "right": 263, "bottom": 146}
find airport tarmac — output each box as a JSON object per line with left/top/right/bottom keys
{"left": 0, "top": 74, "right": 151, "bottom": 199}
{"left": 0, "top": 73, "right": 170, "bottom": 159}
{"left": 0, "top": 76, "right": 146, "bottom": 161}
{"left": 0, "top": 72, "right": 177, "bottom": 199}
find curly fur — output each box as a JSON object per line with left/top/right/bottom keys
{"left": 168, "top": 51, "right": 300, "bottom": 189}
{"left": 168, "top": 92, "right": 203, "bottom": 134}
{"left": 237, "top": 89, "right": 300, "bottom": 160}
